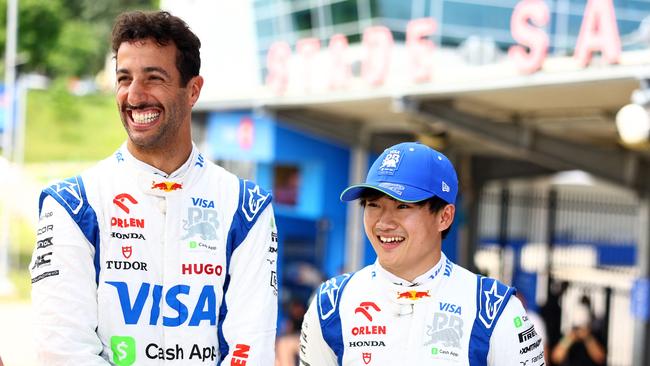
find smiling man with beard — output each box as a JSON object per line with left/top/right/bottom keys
{"left": 29, "top": 11, "right": 278, "bottom": 365}
{"left": 299, "top": 142, "right": 544, "bottom": 366}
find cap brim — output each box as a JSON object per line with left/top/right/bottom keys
{"left": 340, "top": 183, "right": 435, "bottom": 203}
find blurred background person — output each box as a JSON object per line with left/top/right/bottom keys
{"left": 275, "top": 298, "right": 307, "bottom": 366}
{"left": 551, "top": 296, "right": 606, "bottom": 366}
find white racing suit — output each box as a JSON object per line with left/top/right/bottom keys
{"left": 29, "top": 144, "right": 278, "bottom": 365}
{"left": 300, "top": 253, "right": 545, "bottom": 366}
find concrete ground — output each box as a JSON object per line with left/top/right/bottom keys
{"left": 0, "top": 301, "right": 37, "bottom": 366}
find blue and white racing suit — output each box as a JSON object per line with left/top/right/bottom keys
{"left": 299, "top": 253, "right": 544, "bottom": 365}
{"left": 30, "top": 144, "right": 278, "bottom": 365}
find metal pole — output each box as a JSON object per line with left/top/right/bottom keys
{"left": 498, "top": 184, "right": 509, "bottom": 282}
{"left": 633, "top": 191, "right": 650, "bottom": 366}
{"left": 344, "top": 142, "right": 368, "bottom": 273}
{"left": 0, "top": 0, "right": 18, "bottom": 295}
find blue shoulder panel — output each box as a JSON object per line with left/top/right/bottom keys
{"left": 226, "top": 179, "right": 272, "bottom": 253}
{"left": 468, "top": 275, "right": 516, "bottom": 366}
{"left": 317, "top": 273, "right": 353, "bottom": 365}
{"left": 218, "top": 179, "right": 272, "bottom": 365}
{"left": 39, "top": 176, "right": 101, "bottom": 284}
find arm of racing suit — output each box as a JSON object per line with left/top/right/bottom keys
{"left": 219, "top": 205, "right": 278, "bottom": 365}
{"left": 29, "top": 196, "right": 109, "bottom": 365}
{"left": 488, "top": 296, "right": 545, "bottom": 366}
{"left": 298, "top": 296, "right": 338, "bottom": 366}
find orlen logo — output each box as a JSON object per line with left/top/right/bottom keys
{"left": 151, "top": 181, "right": 183, "bottom": 192}
{"left": 397, "top": 290, "right": 430, "bottom": 300}
{"left": 113, "top": 193, "right": 138, "bottom": 213}
{"left": 111, "top": 217, "right": 145, "bottom": 228}
{"left": 231, "top": 343, "right": 250, "bottom": 366}
{"left": 181, "top": 263, "right": 223, "bottom": 276}
{"left": 355, "top": 302, "right": 381, "bottom": 321}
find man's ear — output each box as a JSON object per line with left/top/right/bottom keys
{"left": 187, "top": 75, "right": 204, "bottom": 106}
{"left": 439, "top": 204, "right": 455, "bottom": 232}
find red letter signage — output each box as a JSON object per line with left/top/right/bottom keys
{"left": 266, "top": 41, "right": 291, "bottom": 95}
{"left": 296, "top": 38, "right": 321, "bottom": 92}
{"left": 361, "top": 26, "right": 394, "bottom": 87}
{"left": 574, "top": 0, "right": 621, "bottom": 67}
{"left": 406, "top": 18, "right": 436, "bottom": 83}
{"left": 508, "top": 0, "right": 549, "bottom": 74}
{"left": 328, "top": 34, "right": 351, "bottom": 90}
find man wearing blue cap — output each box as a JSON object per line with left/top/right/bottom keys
{"left": 299, "top": 142, "right": 544, "bottom": 365}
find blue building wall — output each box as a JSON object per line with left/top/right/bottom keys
{"left": 269, "top": 121, "right": 350, "bottom": 278}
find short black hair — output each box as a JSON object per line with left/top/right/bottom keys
{"left": 358, "top": 188, "right": 453, "bottom": 239}
{"left": 111, "top": 11, "right": 201, "bottom": 86}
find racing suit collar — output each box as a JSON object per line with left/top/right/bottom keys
{"left": 117, "top": 142, "right": 198, "bottom": 179}
{"left": 372, "top": 253, "right": 449, "bottom": 312}
{"left": 373, "top": 252, "right": 448, "bottom": 286}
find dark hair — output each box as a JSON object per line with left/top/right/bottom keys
{"left": 111, "top": 11, "right": 201, "bottom": 86}
{"left": 359, "top": 188, "right": 453, "bottom": 239}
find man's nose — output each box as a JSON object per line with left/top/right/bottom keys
{"left": 375, "top": 209, "right": 397, "bottom": 230}
{"left": 126, "top": 79, "right": 147, "bottom": 106}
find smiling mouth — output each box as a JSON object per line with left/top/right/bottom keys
{"left": 128, "top": 108, "right": 161, "bottom": 126}
{"left": 378, "top": 235, "right": 405, "bottom": 245}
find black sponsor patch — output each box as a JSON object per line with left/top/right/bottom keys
{"left": 518, "top": 326, "right": 538, "bottom": 343}
{"left": 31, "top": 270, "right": 59, "bottom": 283}
{"left": 37, "top": 237, "right": 54, "bottom": 249}
{"left": 32, "top": 252, "right": 53, "bottom": 269}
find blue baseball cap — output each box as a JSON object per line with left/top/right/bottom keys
{"left": 340, "top": 142, "right": 458, "bottom": 204}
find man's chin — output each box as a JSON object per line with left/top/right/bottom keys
{"left": 127, "top": 134, "right": 164, "bottom": 151}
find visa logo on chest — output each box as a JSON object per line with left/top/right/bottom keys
{"left": 106, "top": 281, "right": 217, "bottom": 327}
{"left": 191, "top": 197, "right": 215, "bottom": 209}
{"left": 439, "top": 302, "right": 462, "bottom": 315}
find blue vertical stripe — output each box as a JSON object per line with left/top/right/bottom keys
{"left": 468, "top": 275, "right": 515, "bottom": 366}
{"left": 217, "top": 178, "right": 272, "bottom": 364}
{"left": 317, "top": 273, "right": 353, "bottom": 364}
{"left": 40, "top": 176, "right": 101, "bottom": 284}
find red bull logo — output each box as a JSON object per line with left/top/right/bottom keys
{"left": 151, "top": 181, "right": 183, "bottom": 192}
{"left": 396, "top": 290, "right": 430, "bottom": 300}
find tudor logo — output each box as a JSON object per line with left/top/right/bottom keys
{"left": 122, "top": 246, "right": 132, "bottom": 259}
{"left": 363, "top": 352, "right": 371, "bottom": 364}
{"left": 113, "top": 193, "right": 138, "bottom": 214}
{"left": 355, "top": 301, "right": 381, "bottom": 322}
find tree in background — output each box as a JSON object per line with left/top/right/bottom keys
{"left": 0, "top": 0, "right": 158, "bottom": 78}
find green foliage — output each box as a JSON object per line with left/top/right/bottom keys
{"left": 8, "top": 216, "right": 34, "bottom": 300}
{"left": 24, "top": 88, "right": 126, "bottom": 162}
{"left": 0, "top": 0, "right": 160, "bottom": 77}
{"left": 47, "top": 21, "right": 106, "bottom": 77}
{"left": 0, "top": 0, "right": 64, "bottom": 73}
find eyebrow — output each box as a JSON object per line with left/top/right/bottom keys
{"left": 115, "top": 66, "right": 171, "bottom": 79}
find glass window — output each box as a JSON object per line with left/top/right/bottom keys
{"left": 392, "top": 30, "right": 405, "bottom": 42}
{"left": 256, "top": 18, "right": 276, "bottom": 39}
{"left": 441, "top": 2, "right": 511, "bottom": 31}
{"left": 274, "top": 165, "right": 301, "bottom": 206}
{"left": 348, "top": 33, "right": 361, "bottom": 43}
{"left": 292, "top": 9, "right": 313, "bottom": 31}
{"left": 331, "top": 0, "right": 359, "bottom": 24}
{"left": 370, "top": 0, "right": 412, "bottom": 20}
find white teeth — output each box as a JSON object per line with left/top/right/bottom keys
{"left": 132, "top": 111, "right": 160, "bottom": 124}
{"left": 379, "top": 236, "right": 404, "bottom": 243}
